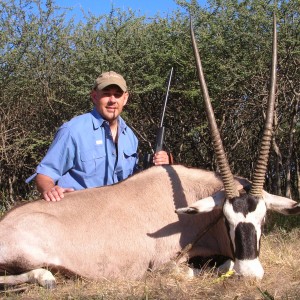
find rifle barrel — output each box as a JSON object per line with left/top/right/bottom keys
{"left": 159, "top": 67, "right": 173, "bottom": 128}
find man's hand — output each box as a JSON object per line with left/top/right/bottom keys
{"left": 42, "top": 186, "right": 75, "bottom": 202}
{"left": 36, "top": 173, "right": 74, "bottom": 202}
{"left": 153, "top": 150, "right": 170, "bottom": 166}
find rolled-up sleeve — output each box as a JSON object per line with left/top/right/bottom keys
{"left": 35, "top": 126, "right": 75, "bottom": 183}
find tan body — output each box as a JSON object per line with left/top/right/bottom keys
{"left": 0, "top": 165, "right": 248, "bottom": 286}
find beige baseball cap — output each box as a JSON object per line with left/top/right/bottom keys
{"left": 94, "top": 71, "right": 127, "bottom": 92}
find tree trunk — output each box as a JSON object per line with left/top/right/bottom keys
{"left": 285, "top": 94, "right": 299, "bottom": 198}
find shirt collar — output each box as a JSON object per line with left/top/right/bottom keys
{"left": 91, "top": 107, "right": 127, "bottom": 133}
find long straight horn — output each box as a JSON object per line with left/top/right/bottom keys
{"left": 250, "top": 13, "right": 277, "bottom": 197}
{"left": 190, "top": 18, "right": 239, "bottom": 199}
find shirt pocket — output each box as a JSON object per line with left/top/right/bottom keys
{"left": 120, "top": 148, "right": 137, "bottom": 179}
{"left": 80, "top": 146, "right": 106, "bottom": 176}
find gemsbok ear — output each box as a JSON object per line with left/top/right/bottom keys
{"left": 263, "top": 191, "right": 300, "bottom": 215}
{"left": 176, "top": 191, "right": 225, "bottom": 214}
{"left": 175, "top": 178, "right": 250, "bottom": 215}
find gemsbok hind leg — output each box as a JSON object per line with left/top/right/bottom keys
{"left": 0, "top": 268, "right": 56, "bottom": 289}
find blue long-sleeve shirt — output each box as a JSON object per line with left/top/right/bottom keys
{"left": 26, "top": 108, "right": 139, "bottom": 189}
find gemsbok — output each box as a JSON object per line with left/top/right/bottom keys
{"left": 176, "top": 13, "right": 300, "bottom": 279}
{"left": 0, "top": 14, "right": 298, "bottom": 288}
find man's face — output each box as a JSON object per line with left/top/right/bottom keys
{"left": 91, "top": 85, "right": 129, "bottom": 123}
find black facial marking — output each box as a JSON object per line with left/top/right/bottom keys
{"left": 225, "top": 218, "right": 235, "bottom": 259}
{"left": 230, "top": 194, "right": 258, "bottom": 217}
{"left": 242, "top": 184, "right": 251, "bottom": 193}
{"left": 235, "top": 222, "right": 259, "bottom": 260}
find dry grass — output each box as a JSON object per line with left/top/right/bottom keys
{"left": 1, "top": 228, "right": 299, "bottom": 300}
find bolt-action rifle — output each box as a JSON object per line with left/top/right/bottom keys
{"left": 143, "top": 67, "right": 173, "bottom": 169}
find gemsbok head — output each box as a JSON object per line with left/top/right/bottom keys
{"left": 176, "top": 13, "right": 300, "bottom": 279}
